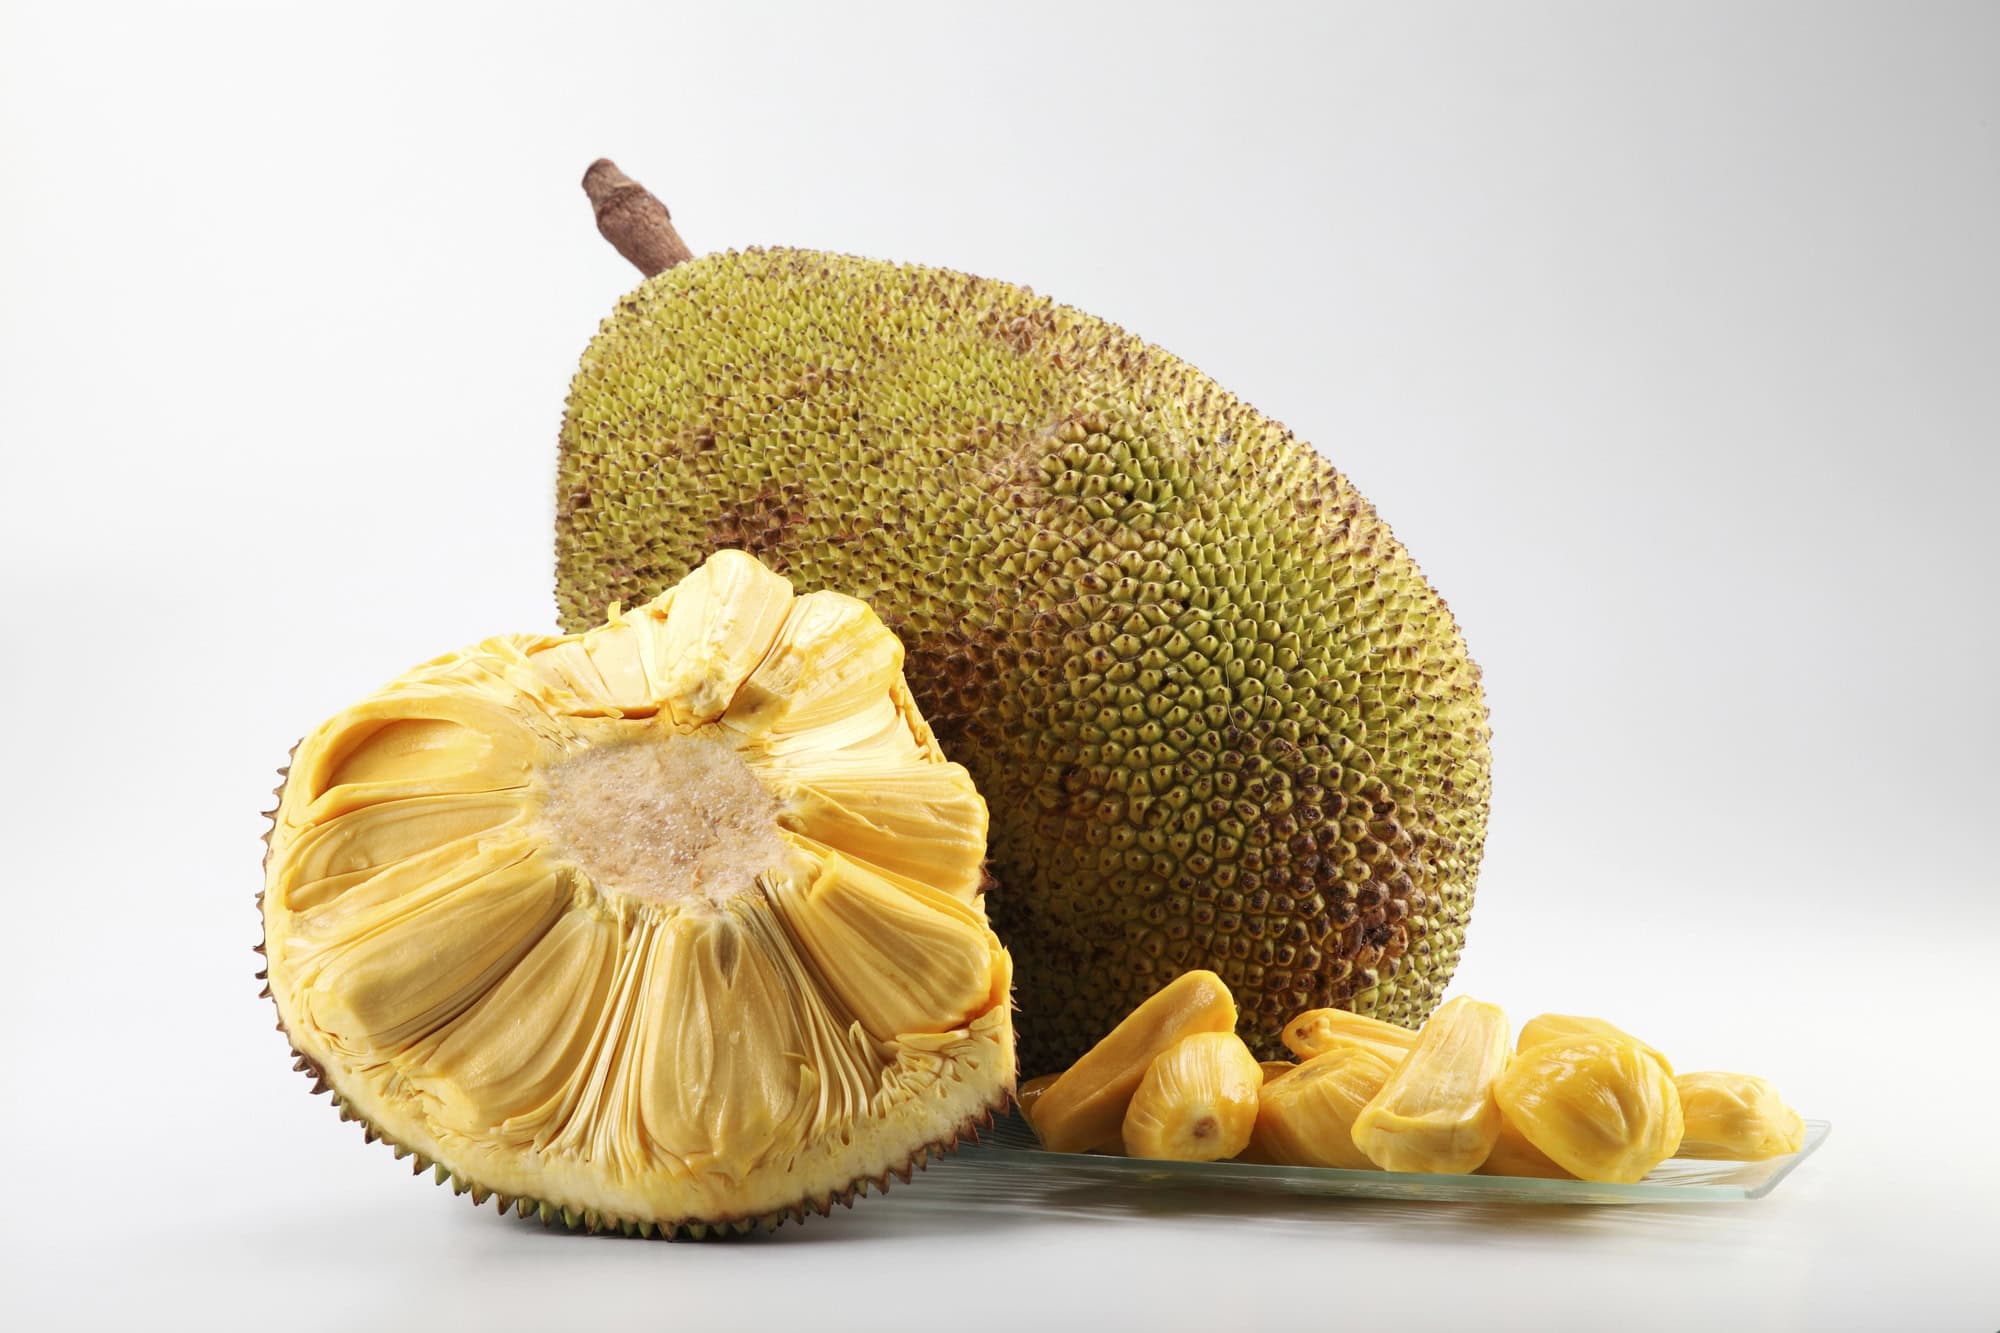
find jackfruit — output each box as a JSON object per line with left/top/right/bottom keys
{"left": 1674, "top": 1072, "right": 1805, "bottom": 1160}
{"left": 1260, "top": 1060, "right": 1298, "bottom": 1082}
{"left": 1015, "top": 1073, "right": 1061, "bottom": 1126}
{"left": 1282, "top": 1007, "right": 1420, "bottom": 1064}
{"left": 1030, "top": 969, "right": 1237, "bottom": 1153}
{"left": 1120, "top": 1032, "right": 1263, "bottom": 1161}
{"left": 1518, "top": 1013, "right": 1672, "bottom": 1076}
{"left": 1350, "top": 995, "right": 1509, "bottom": 1173}
{"left": 1495, "top": 1036, "right": 1684, "bottom": 1184}
{"left": 260, "top": 550, "right": 1014, "bottom": 1235}
{"left": 555, "top": 169, "right": 1492, "bottom": 1069}
{"left": 1246, "top": 1045, "right": 1396, "bottom": 1170}
{"left": 1476, "top": 1112, "right": 1575, "bottom": 1180}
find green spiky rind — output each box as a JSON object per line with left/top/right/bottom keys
{"left": 554, "top": 247, "right": 1492, "bottom": 1067}
{"left": 262, "top": 761, "right": 1008, "bottom": 1238}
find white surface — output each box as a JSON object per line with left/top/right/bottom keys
{"left": 3, "top": 3, "right": 1998, "bottom": 1329}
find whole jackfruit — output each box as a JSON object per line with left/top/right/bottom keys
{"left": 1121, "top": 1032, "right": 1263, "bottom": 1161}
{"left": 1495, "top": 1036, "right": 1684, "bottom": 1184}
{"left": 1350, "top": 995, "right": 1509, "bottom": 1174}
{"left": 260, "top": 551, "right": 1014, "bottom": 1235}
{"left": 555, "top": 166, "right": 1492, "bottom": 1069}
{"left": 1674, "top": 1071, "right": 1805, "bottom": 1160}
{"left": 1247, "top": 1045, "right": 1396, "bottom": 1170}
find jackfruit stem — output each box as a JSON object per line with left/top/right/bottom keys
{"left": 583, "top": 158, "right": 693, "bottom": 276}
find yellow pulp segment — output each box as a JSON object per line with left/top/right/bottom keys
{"left": 1517, "top": 1013, "right": 1673, "bottom": 1078}
{"left": 1120, "top": 1032, "right": 1262, "bottom": 1162}
{"left": 1247, "top": 1045, "right": 1396, "bottom": 1170}
{"left": 1350, "top": 995, "right": 1510, "bottom": 1174}
{"left": 1495, "top": 1036, "right": 1684, "bottom": 1184}
{"left": 1281, "top": 1007, "right": 1420, "bottom": 1065}
{"left": 1030, "top": 969, "right": 1237, "bottom": 1154}
{"left": 1674, "top": 1071, "right": 1805, "bottom": 1160}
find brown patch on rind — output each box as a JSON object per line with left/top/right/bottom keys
{"left": 701, "top": 478, "right": 812, "bottom": 572}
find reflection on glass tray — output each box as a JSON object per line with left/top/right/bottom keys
{"left": 952, "top": 1112, "right": 1830, "bottom": 1205}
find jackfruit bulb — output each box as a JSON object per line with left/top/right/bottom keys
{"left": 1517, "top": 1013, "right": 1673, "bottom": 1076}
{"left": 1121, "top": 1032, "right": 1263, "bottom": 1162}
{"left": 556, "top": 238, "right": 1492, "bottom": 1068}
{"left": 1476, "top": 1112, "right": 1575, "bottom": 1180}
{"left": 1282, "top": 1006, "right": 1420, "bottom": 1064}
{"left": 1247, "top": 1045, "right": 1396, "bottom": 1170}
{"left": 1674, "top": 1072, "right": 1805, "bottom": 1160}
{"left": 1350, "top": 995, "right": 1510, "bottom": 1174}
{"left": 260, "top": 550, "right": 1015, "bottom": 1235}
{"left": 1029, "top": 969, "right": 1237, "bottom": 1154}
{"left": 1495, "top": 1036, "right": 1684, "bottom": 1185}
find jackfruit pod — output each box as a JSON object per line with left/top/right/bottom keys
{"left": 1015, "top": 1073, "right": 1061, "bottom": 1126}
{"left": 1120, "top": 1032, "right": 1261, "bottom": 1162}
{"left": 1350, "top": 995, "right": 1509, "bottom": 1174}
{"left": 1674, "top": 1071, "right": 1805, "bottom": 1160}
{"left": 1246, "top": 1045, "right": 1396, "bottom": 1170}
{"left": 1476, "top": 1111, "right": 1575, "bottom": 1179}
{"left": 1281, "top": 1007, "right": 1419, "bottom": 1065}
{"left": 1259, "top": 1060, "right": 1296, "bottom": 1083}
{"left": 1031, "top": 970, "right": 1237, "bottom": 1154}
{"left": 1495, "top": 1035, "right": 1684, "bottom": 1184}
{"left": 1518, "top": 1013, "right": 1673, "bottom": 1077}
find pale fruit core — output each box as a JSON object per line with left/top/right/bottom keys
{"left": 538, "top": 730, "right": 790, "bottom": 906}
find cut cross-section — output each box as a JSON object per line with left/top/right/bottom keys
{"left": 261, "top": 549, "right": 1014, "bottom": 1234}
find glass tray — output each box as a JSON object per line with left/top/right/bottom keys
{"left": 951, "top": 1112, "right": 1830, "bottom": 1205}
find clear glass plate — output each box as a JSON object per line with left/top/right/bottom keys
{"left": 952, "top": 1112, "right": 1830, "bottom": 1205}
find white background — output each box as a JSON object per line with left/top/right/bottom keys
{"left": 3, "top": 3, "right": 1997, "bottom": 1329}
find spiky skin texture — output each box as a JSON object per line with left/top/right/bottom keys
{"left": 556, "top": 249, "right": 1491, "bottom": 1070}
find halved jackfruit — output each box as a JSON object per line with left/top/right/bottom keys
{"left": 1350, "top": 995, "right": 1509, "bottom": 1174}
{"left": 1674, "top": 1071, "right": 1805, "bottom": 1160}
{"left": 1246, "top": 1045, "right": 1396, "bottom": 1169}
{"left": 261, "top": 550, "right": 1014, "bottom": 1235}
{"left": 1495, "top": 1036, "right": 1684, "bottom": 1184}
{"left": 1121, "top": 1032, "right": 1262, "bottom": 1162}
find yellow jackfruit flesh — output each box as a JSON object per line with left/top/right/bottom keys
{"left": 1495, "top": 1036, "right": 1684, "bottom": 1184}
{"left": 260, "top": 550, "right": 1014, "bottom": 1235}
{"left": 1674, "top": 1072, "right": 1805, "bottom": 1160}
{"left": 1015, "top": 1073, "right": 1061, "bottom": 1126}
{"left": 1247, "top": 1046, "right": 1396, "bottom": 1170}
{"left": 1030, "top": 970, "right": 1237, "bottom": 1153}
{"left": 1120, "top": 1032, "right": 1263, "bottom": 1162}
{"left": 1350, "top": 995, "right": 1510, "bottom": 1174}
{"left": 1477, "top": 1112, "right": 1576, "bottom": 1180}
{"left": 1259, "top": 1060, "right": 1297, "bottom": 1082}
{"left": 555, "top": 247, "right": 1493, "bottom": 1069}
{"left": 1517, "top": 1013, "right": 1673, "bottom": 1076}
{"left": 1282, "top": 1007, "right": 1420, "bottom": 1064}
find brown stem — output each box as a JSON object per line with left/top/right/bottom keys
{"left": 583, "top": 158, "right": 692, "bottom": 277}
